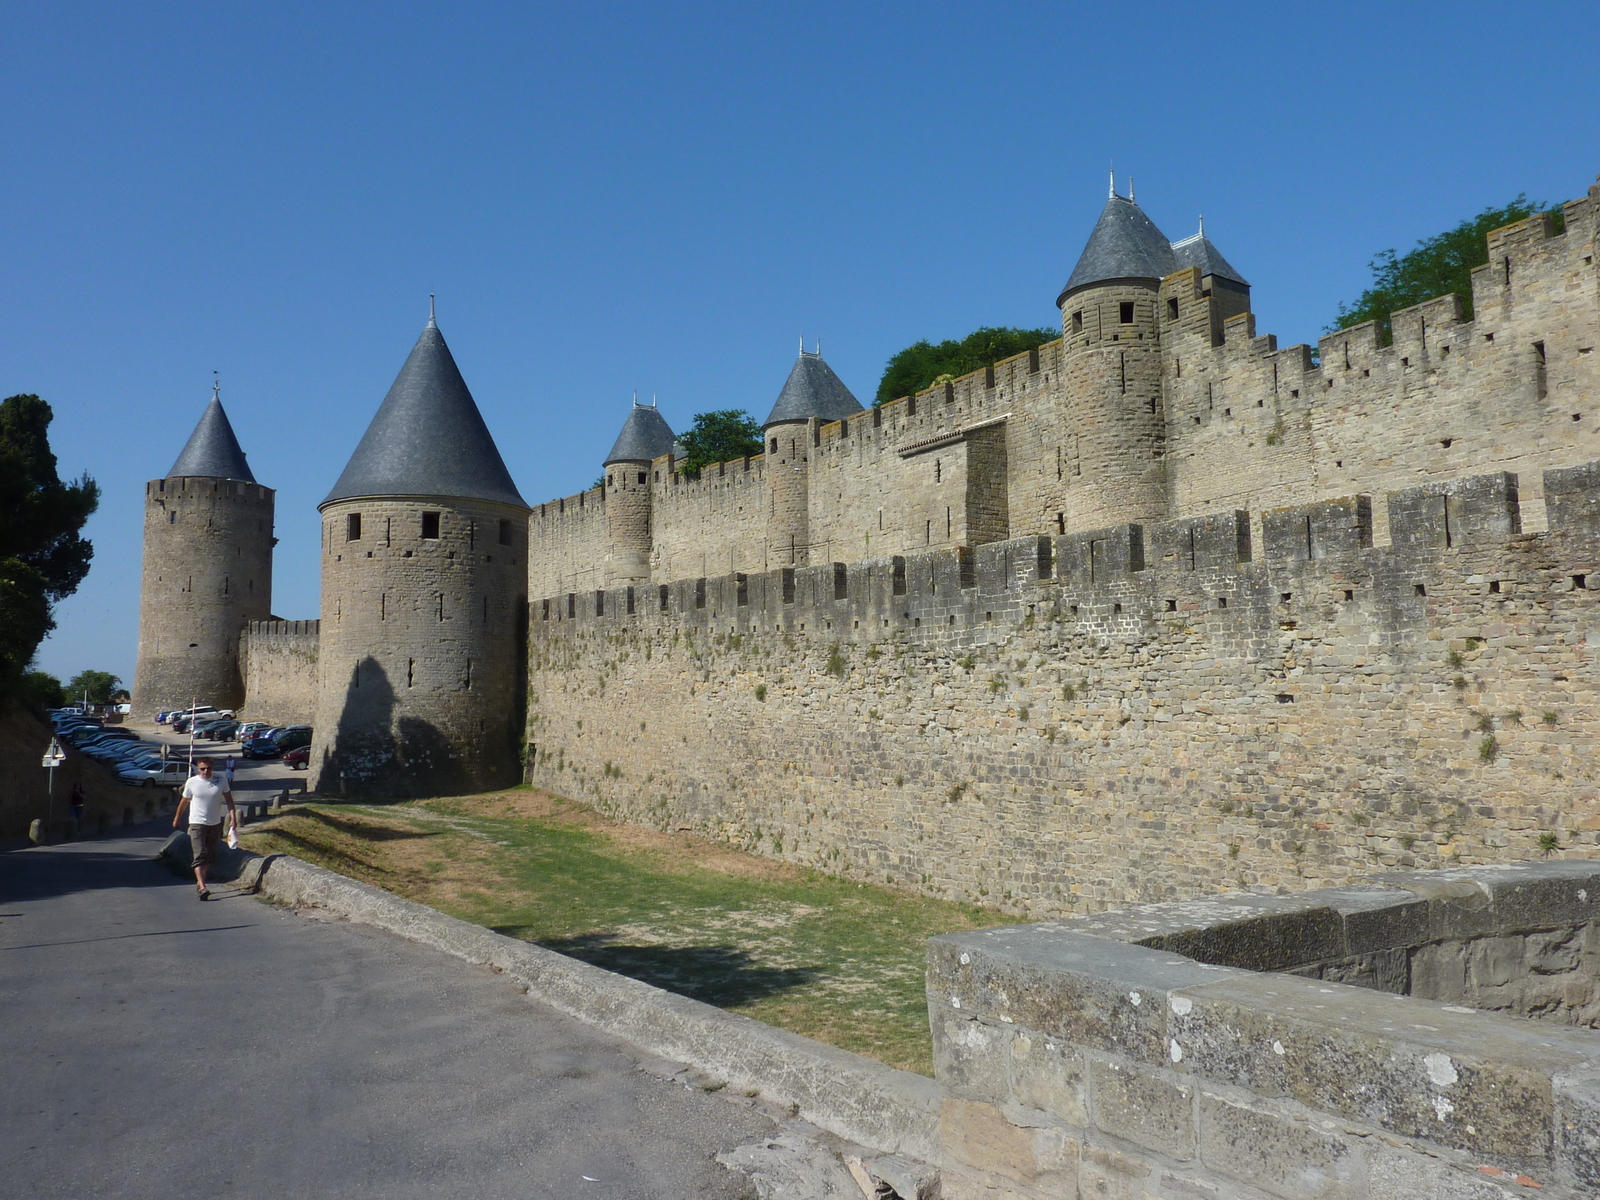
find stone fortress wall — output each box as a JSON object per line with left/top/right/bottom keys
{"left": 528, "top": 184, "right": 1599, "bottom": 598}
{"left": 239, "top": 619, "right": 319, "bottom": 724}
{"left": 526, "top": 459, "right": 1600, "bottom": 917}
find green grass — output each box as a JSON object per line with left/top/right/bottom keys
{"left": 243, "top": 792, "right": 990, "bottom": 1074}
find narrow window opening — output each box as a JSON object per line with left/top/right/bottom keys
{"left": 659, "top": 584, "right": 669, "bottom": 610}
{"left": 1534, "top": 341, "right": 1548, "bottom": 399}
{"left": 1119, "top": 301, "right": 1134, "bottom": 324}
{"left": 169, "top": 510, "right": 176, "bottom": 523}
{"left": 380, "top": 593, "right": 386, "bottom": 621}
{"left": 626, "top": 586, "right": 635, "bottom": 614}
{"left": 1488, "top": 580, "right": 1502, "bottom": 594}
{"left": 1342, "top": 589, "right": 1354, "bottom": 602}
{"left": 1167, "top": 297, "right": 1179, "bottom": 320}
{"left": 499, "top": 519, "right": 512, "bottom": 545}
{"left": 1217, "top": 596, "right": 1228, "bottom": 609}
{"left": 437, "top": 594, "right": 445, "bottom": 621}
{"left": 935, "top": 459, "right": 941, "bottom": 483}
{"left": 1055, "top": 513, "right": 1065, "bottom": 535}
{"left": 421, "top": 511, "right": 440, "bottom": 539}
{"left": 1573, "top": 574, "right": 1588, "bottom": 590}
{"left": 407, "top": 658, "right": 414, "bottom": 687}
{"left": 1071, "top": 311, "right": 1083, "bottom": 335}
{"left": 482, "top": 595, "right": 489, "bottom": 622}
{"left": 1028, "top": 346, "right": 1041, "bottom": 372}
{"left": 347, "top": 512, "right": 362, "bottom": 541}
{"left": 1443, "top": 496, "right": 1454, "bottom": 549}
{"left": 1119, "top": 351, "right": 1126, "bottom": 394}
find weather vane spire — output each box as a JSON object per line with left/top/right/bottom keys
{"left": 428, "top": 293, "right": 436, "bottom": 327}
{"left": 1128, "top": 177, "right": 1135, "bottom": 203}
{"left": 1109, "top": 166, "right": 1115, "bottom": 199}
{"left": 212, "top": 370, "right": 219, "bottom": 401}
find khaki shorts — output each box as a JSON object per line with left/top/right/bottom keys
{"left": 189, "top": 821, "right": 223, "bottom": 868}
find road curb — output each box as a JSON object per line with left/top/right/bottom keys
{"left": 252, "top": 852, "right": 945, "bottom": 1162}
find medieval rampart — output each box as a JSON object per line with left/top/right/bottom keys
{"left": 240, "top": 619, "right": 320, "bottom": 724}
{"left": 523, "top": 183, "right": 1598, "bottom": 594}
{"left": 527, "top": 461, "right": 1600, "bottom": 916}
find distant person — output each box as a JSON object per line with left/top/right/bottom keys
{"left": 173, "top": 758, "right": 237, "bottom": 901}
{"left": 224, "top": 757, "right": 236, "bottom": 785}
{"left": 68, "top": 783, "right": 86, "bottom": 838}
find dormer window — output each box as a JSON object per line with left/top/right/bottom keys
{"left": 1120, "top": 302, "right": 1135, "bottom": 324}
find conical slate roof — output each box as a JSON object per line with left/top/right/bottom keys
{"left": 168, "top": 395, "right": 256, "bottom": 482}
{"left": 1171, "top": 230, "right": 1249, "bottom": 287}
{"left": 762, "top": 351, "right": 864, "bottom": 426}
{"left": 322, "top": 320, "right": 527, "bottom": 509}
{"left": 1057, "top": 194, "right": 1178, "bottom": 305}
{"left": 604, "top": 403, "right": 677, "bottom": 465}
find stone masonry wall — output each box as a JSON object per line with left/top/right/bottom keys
{"left": 527, "top": 463, "right": 1600, "bottom": 921}
{"left": 928, "top": 861, "right": 1600, "bottom": 1199}
{"left": 240, "top": 619, "right": 319, "bottom": 724}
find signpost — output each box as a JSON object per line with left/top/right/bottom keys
{"left": 41, "top": 738, "right": 66, "bottom": 839}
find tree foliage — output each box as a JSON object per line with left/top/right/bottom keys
{"left": 677, "top": 409, "right": 763, "bottom": 479}
{"left": 1331, "top": 196, "right": 1561, "bottom": 341}
{"left": 875, "top": 326, "right": 1058, "bottom": 407}
{"left": 21, "top": 670, "right": 64, "bottom": 709}
{"left": 0, "top": 395, "right": 100, "bottom": 701}
{"left": 66, "top": 669, "right": 123, "bottom": 705}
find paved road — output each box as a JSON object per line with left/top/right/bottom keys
{"left": 0, "top": 827, "right": 771, "bottom": 1199}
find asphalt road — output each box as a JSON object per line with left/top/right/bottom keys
{"left": 0, "top": 827, "right": 771, "bottom": 1199}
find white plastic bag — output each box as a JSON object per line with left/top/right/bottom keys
{"left": 226, "top": 824, "right": 239, "bottom": 850}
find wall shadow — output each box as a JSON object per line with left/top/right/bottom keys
{"left": 522, "top": 930, "right": 820, "bottom": 1008}
{"left": 323, "top": 657, "right": 470, "bottom": 798}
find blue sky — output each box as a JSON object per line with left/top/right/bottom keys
{"left": 7, "top": 1, "right": 1597, "bottom": 688}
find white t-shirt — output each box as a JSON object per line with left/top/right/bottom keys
{"left": 182, "top": 774, "right": 232, "bottom": 826}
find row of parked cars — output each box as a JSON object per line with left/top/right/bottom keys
{"left": 154, "top": 705, "right": 312, "bottom": 765}
{"left": 50, "top": 709, "right": 190, "bottom": 786}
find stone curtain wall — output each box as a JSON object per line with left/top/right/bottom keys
{"left": 928, "top": 862, "right": 1600, "bottom": 1198}
{"left": 528, "top": 464, "right": 1600, "bottom": 918}
{"left": 649, "top": 455, "right": 769, "bottom": 582}
{"left": 1160, "top": 198, "right": 1600, "bottom": 544}
{"left": 528, "top": 487, "right": 608, "bottom": 599}
{"left": 240, "top": 620, "right": 319, "bottom": 724}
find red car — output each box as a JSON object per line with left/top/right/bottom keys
{"left": 283, "top": 745, "right": 310, "bottom": 770}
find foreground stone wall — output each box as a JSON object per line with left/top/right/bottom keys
{"left": 929, "top": 861, "right": 1600, "bottom": 1198}
{"left": 240, "top": 620, "right": 319, "bottom": 724}
{"left": 528, "top": 463, "right": 1600, "bottom": 917}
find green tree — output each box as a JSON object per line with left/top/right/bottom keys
{"left": 1331, "top": 196, "right": 1562, "bottom": 342}
{"left": 66, "top": 669, "right": 122, "bottom": 705}
{"left": 876, "top": 326, "right": 1057, "bottom": 407}
{"left": 21, "top": 669, "right": 64, "bottom": 709}
{"left": 677, "top": 409, "right": 763, "bottom": 479}
{"left": 0, "top": 395, "right": 99, "bottom": 701}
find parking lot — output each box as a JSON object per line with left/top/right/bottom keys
{"left": 114, "top": 719, "right": 307, "bottom": 808}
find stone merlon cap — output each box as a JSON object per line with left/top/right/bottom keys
{"left": 1171, "top": 231, "right": 1249, "bottom": 288}
{"left": 322, "top": 320, "right": 527, "bottom": 510}
{"left": 1058, "top": 194, "right": 1178, "bottom": 306}
{"left": 762, "top": 351, "right": 864, "bottom": 427}
{"left": 167, "top": 396, "right": 256, "bottom": 483}
{"left": 604, "top": 403, "right": 678, "bottom": 466}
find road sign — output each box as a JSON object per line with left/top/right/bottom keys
{"left": 41, "top": 739, "right": 65, "bottom": 768}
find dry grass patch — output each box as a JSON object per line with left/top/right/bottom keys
{"left": 242, "top": 789, "right": 992, "bottom": 1075}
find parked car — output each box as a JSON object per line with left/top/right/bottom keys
{"left": 235, "top": 721, "right": 273, "bottom": 740}
{"left": 199, "top": 720, "right": 241, "bottom": 741}
{"left": 118, "top": 760, "right": 192, "bottom": 787}
{"left": 274, "top": 726, "right": 313, "bottom": 753}
{"left": 282, "top": 744, "right": 310, "bottom": 770}
{"left": 243, "top": 727, "right": 287, "bottom": 758}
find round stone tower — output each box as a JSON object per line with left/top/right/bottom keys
{"left": 602, "top": 400, "right": 675, "bottom": 586}
{"left": 761, "top": 344, "right": 863, "bottom": 567}
{"left": 311, "top": 310, "right": 530, "bottom": 798}
{"left": 132, "top": 387, "right": 274, "bottom": 717}
{"left": 1055, "top": 182, "right": 1176, "bottom": 530}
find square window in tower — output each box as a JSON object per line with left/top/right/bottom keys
{"left": 346, "top": 513, "right": 361, "bottom": 541}
{"left": 499, "top": 519, "right": 512, "bottom": 545}
{"left": 1120, "top": 302, "right": 1135, "bottom": 324}
{"left": 421, "top": 511, "right": 440, "bottom": 539}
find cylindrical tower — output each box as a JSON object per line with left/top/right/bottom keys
{"left": 602, "top": 401, "right": 675, "bottom": 586}
{"left": 311, "top": 313, "right": 530, "bottom": 798}
{"left": 761, "top": 346, "right": 862, "bottom": 567}
{"left": 132, "top": 391, "right": 273, "bottom": 717}
{"left": 1055, "top": 186, "right": 1174, "bottom": 530}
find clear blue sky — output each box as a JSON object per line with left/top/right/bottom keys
{"left": 7, "top": 1, "right": 1596, "bottom": 689}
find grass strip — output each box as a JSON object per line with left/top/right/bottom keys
{"left": 241, "top": 788, "right": 990, "bottom": 1075}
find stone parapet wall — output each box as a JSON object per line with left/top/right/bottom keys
{"left": 527, "top": 463, "right": 1600, "bottom": 917}
{"left": 240, "top": 619, "right": 320, "bottom": 724}
{"left": 928, "top": 861, "right": 1600, "bottom": 1198}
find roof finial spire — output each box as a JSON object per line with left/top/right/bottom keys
{"left": 1128, "top": 177, "right": 1135, "bottom": 203}
{"left": 212, "top": 370, "right": 219, "bottom": 402}
{"left": 799, "top": 334, "right": 805, "bottom": 357}
{"left": 1198, "top": 214, "right": 1205, "bottom": 236}
{"left": 632, "top": 389, "right": 638, "bottom": 407}
{"left": 428, "top": 293, "right": 436, "bottom": 327}
{"left": 1109, "top": 166, "right": 1115, "bottom": 199}
{"left": 815, "top": 338, "right": 821, "bottom": 356}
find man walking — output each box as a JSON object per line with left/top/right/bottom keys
{"left": 173, "top": 758, "right": 236, "bottom": 900}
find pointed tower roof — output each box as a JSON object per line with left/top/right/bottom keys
{"left": 1057, "top": 193, "right": 1178, "bottom": 306}
{"left": 762, "top": 349, "right": 864, "bottom": 427}
{"left": 168, "top": 392, "right": 256, "bottom": 482}
{"left": 604, "top": 402, "right": 678, "bottom": 465}
{"left": 322, "top": 318, "right": 527, "bottom": 509}
{"left": 1170, "top": 226, "right": 1249, "bottom": 287}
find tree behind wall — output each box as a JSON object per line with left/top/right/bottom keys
{"left": 66, "top": 670, "right": 123, "bottom": 705}
{"left": 0, "top": 395, "right": 99, "bottom": 701}
{"left": 677, "top": 410, "right": 763, "bottom": 479}
{"left": 1331, "top": 195, "right": 1562, "bottom": 342}
{"left": 875, "top": 326, "right": 1057, "bottom": 407}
